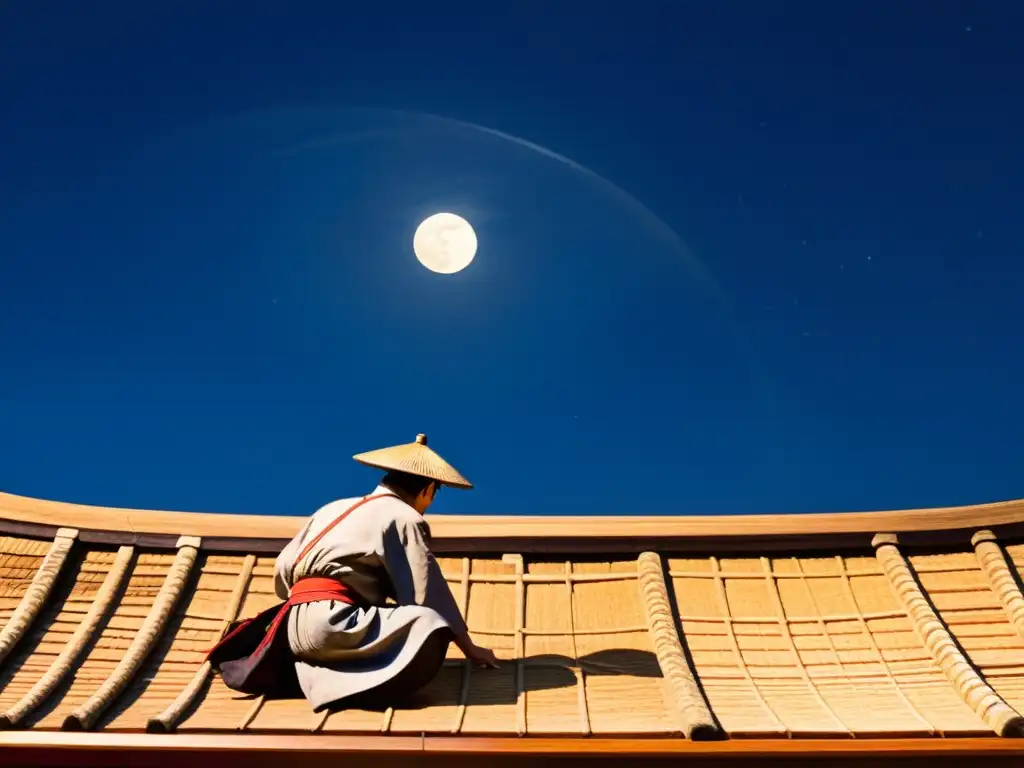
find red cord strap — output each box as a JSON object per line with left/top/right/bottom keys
{"left": 206, "top": 494, "right": 389, "bottom": 659}
{"left": 295, "top": 493, "right": 389, "bottom": 565}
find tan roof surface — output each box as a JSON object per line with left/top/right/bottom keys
{"left": 2, "top": 490, "right": 1024, "bottom": 759}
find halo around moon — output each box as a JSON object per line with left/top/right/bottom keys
{"left": 413, "top": 212, "right": 478, "bottom": 274}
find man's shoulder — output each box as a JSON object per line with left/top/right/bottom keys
{"left": 313, "top": 492, "right": 419, "bottom": 527}
{"left": 311, "top": 496, "right": 361, "bottom": 518}
{"left": 371, "top": 494, "right": 421, "bottom": 527}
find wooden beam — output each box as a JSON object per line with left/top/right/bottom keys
{"left": 1, "top": 731, "right": 1024, "bottom": 768}
{"left": 2, "top": 489, "right": 1024, "bottom": 544}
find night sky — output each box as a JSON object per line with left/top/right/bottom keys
{"left": 1, "top": 3, "right": 1021, "bottom": 518}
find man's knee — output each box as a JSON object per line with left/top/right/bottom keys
{"left": 397, "top": 628, "right": 452, "bottom": 696}
{"left": 423, "top": 627, "right": 454, "bottom": 661}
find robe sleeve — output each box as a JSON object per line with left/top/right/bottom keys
{"left": 382, "top": 515, "right": 468, "bottom": 635}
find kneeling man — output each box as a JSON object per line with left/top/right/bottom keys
{"left": 273, "top": 433, "right": 498, "bottom": 713}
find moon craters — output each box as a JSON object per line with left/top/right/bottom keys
{"left": 413, "top": 212, "right": 478, "bottom": 274}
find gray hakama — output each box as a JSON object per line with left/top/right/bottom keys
{"left": 273, "top": 486, "right": 467, "bottom": 712}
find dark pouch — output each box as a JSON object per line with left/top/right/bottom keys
{"left": 208, "top": 603, "right": 303, "bottom": 699}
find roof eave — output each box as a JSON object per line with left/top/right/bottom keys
{"left": 1, "top": 490, "right": 1023, "bottom": 553}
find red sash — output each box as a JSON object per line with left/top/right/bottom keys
{"left": 209, "top": 576, "right": 357, "bottom": 660}
{"left": 206, "top": 494, "right": 387, "bottom": 661}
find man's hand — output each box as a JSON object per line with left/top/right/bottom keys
{"left": 454, "top": 631, "right": 499, "bottom": 668}
{"left": 463, "top": 642, "right": 499, "bottom": 669}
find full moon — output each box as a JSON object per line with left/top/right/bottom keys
{"left": 412, "top": 212, "right": 478, "bottom": 274}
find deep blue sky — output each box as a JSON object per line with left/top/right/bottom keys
{"left": 1, "top": 2, "right": 1021, "bottom": 517}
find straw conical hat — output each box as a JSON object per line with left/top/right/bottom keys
{"left": 353, "top": 433, "right": 473, "bottom": 489}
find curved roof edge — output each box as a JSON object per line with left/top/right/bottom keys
{"left": 2, "top": 489, "right": 1023, "bottom": 552}
{"left": 2, "top": 732, "right": 1024, "bottom": 763}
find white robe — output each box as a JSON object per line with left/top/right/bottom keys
{"left": 273, "top": 485, "right": 467, "bottom": 711}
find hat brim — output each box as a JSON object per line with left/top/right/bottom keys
{"left": 352, "top": 440, "right": 473, "bottom": 489}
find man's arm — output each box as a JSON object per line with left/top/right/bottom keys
{"left": 382, "top": 516, "right": 498, "bottom": 667}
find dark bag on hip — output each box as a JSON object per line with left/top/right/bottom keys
{"left": 207, "top": 494, "right": 386, "bottom": 699}
{"left": 207, "top": 603, "right": 302, "bottom": 699}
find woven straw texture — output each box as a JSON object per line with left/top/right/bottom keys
{"left": 0, "top": 529, "right": 77, "bottom": 666}
{"left": 352, "top": 434, "right": 472, "bottom": 489}
{"left": 3, "top": 524, "right": 1024, "bottom": 740}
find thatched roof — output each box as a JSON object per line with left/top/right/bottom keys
{"left": 2, "top": 490, "right": 1024, "bottom": 765}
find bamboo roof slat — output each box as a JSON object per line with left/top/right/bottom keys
{"left": 450, "top": 558, "right": 517, "bottom": 735}
{"left": 109, "top": 553, "right": 252, "bottom": 732}
{"left": 566, "top": 561, "right": 673, "bottom": 736}
{"left": 636, "top": 551, "right": 718, "bottom": 739}
{"left": 389, "top": 558, "right": 504, "bottom": 735}
{"left": 385, "top": 663, "right": 464, "bottom": 734}
{"left": 174, "top": 556, "right": 276, "bottom": 732}
{"left": 0, "top": 529, "right": 77, "bottom": 667}
{"left": 0, "top": 551, "right": 102, "bottom": 715}
{"left": 0, "top": 546, "right": 134, "bottom": 729}
{"left": 973, "top": 531, "right": 1024, "bottom": 640}
{"left": 380, "top": 705, "right": 395, "bottom": 732}
{"left": 245, "top": 697, "right": 319, "bottom": 732}
{"left": 239, "top": 695, "right": 264, "bottom": 729}
{"left": 705, "top": 557, "right": 787, "bottom": 735}
{"left": 907, "top": 546, "right": 1024, "bottom": 726}
{"left": 717, "top": 557, "right": 848, "bottom": 736}
{"left": 513, "top": 555, "right": 526, "bottom": 736}
{"left": 446, "top": 571, "right": 643, "bottom": 584}
{"left": 310, "top": 706, "right": 330, "bottom": 733}
{"left": 832, "top": 555, "right": 937, "bottom": 735}
{"left": 32, "top": 551, "right": 177, "bottom": 730}
{"left": 450, "top": 557, "right": 471, "bottom": 734}
{"left": 566, "top": 562, "right": 591, "bottom": 736}
{"left": 319, "top": 701, "right": 390, "bottom": 733}
{"left": 518, "top": 559, "right": 579, "bottom": 736}
{"left": 63, "top": 536, "right": 201, "bottom": 731}
{"left": 760, "top": 556, "right": 852, "bottom": 736}
{"left": 874, "top": 534, "right": 1024, "bottom": 737}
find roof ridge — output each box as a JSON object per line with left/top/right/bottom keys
{"left": 1, "top": 490, "right": 1023, "bottom": 544}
